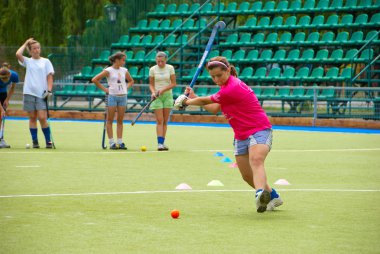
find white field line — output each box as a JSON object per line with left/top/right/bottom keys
{"left": 0, "top": 188, "right": 379, "bottom": 199}
{"left": 15, "top": 165, "right": 40, "bottom": 168}
{"left": 2, "top": 148, "right": 380, "bottom": 154}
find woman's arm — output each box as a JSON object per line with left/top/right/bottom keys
{"left": 184, "top": 87, "right": 221, "bottom": 114}
{"left": 91, "top": 70, "right": 109, "bottom": 94}
{"left": 16, "top": 38, "right": 34, "bottom": 63}
{"left": 125, "top": 72, "right": 134, "bottom": 89}
{"left": 159, "top": 74, "right": 177, "bottom": 94}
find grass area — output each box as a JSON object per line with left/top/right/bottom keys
{"left": 1, "top": 120, "right": 380, "bottom": 254}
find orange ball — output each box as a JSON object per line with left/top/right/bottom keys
{"left": 171, "top": 209, "right": 180, "bottom": 219}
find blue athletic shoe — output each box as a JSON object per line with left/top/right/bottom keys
{"left": 255, "top": 189, "right": 271, "bottom": 213}
{"left": 119, "top": 143, "right": 127, "bottom": 150}
{"left": 110, "top": 143, "right": 118, "bottom": 150}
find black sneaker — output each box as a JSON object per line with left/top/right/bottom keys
{"left": 46, "top": 142, "right": 53, "bottom": 149}
{"left": 33, "top": 140, "right": 40, "bottom": 149}
{"left": 110, "top": 143, "right": 118, "bottom": 150}
{"left": 119, "top": 143, "right": 127, "bottom": 150}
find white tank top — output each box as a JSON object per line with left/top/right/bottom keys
{"left": 105, "top": 66, "right": 128, "bottom": 95}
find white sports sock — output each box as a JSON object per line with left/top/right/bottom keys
{"left": 117, "top": 138, "right": 123, "bottom": 144}
{"left": 109, "top": 138, "right": 115, "bottom": 145}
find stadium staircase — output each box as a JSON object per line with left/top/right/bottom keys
{"left": 54, "top": 0, "right": 380, "bottom": 119}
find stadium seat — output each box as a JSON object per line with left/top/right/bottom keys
{"left": 330, "top": 0, "right": 343, "bottom": 9}
{"left": 320, "top": 31, "right": 335, "bottom": 44}
{"left": 183, "top": 19, "right": 195, "bottom": 30}
{"left": 230, "top": 49, "right": 245, "bottom": 63}
{"left": 234, "top": 1, "right": 250, "bottom": 14}
{"left": 206, "top": 50, "right": 219, "bottom": 61}
{"left": 305, "top": 67, "right": 324, "bottom": 82}
{"left": 252, "top": 86, "right": 262, "bottom": 96}
{"left": 222, "top": 2, "right": 237, "bottom": 15}
{"left": 148, "top": 4, "right": 165, "bottom": 17}
{"left": 342, "top": 0, "right": 358, "bottom": 11}
{"left": 176, "top": 34, "right": 188, "bottom": 46}
{"left": 174, "top": 3, "right": 189, "bottom": 15}
{"left": 338, "top": 14, "right": 354, "bottom": 28}
{"left": 91, "top": 66, "right": 104, "bottom": 77}
{"left": 347, "top": 31, "right": 363, "bottom": 45}
{"left": 171, "top": 19, "right": 183, "bottom": 30}
{"left": 221, "top": 33, "right": 238, "bottom": 46}
{"left": 252, "top": 67, "right": 267, "bottom": 81}
{"left": 257, "top": 17, "right": 270, "bottom": 29}
{"left": 151, "top": 35, "right": 164, "bottom": 45}
{"left": 284, "top": 49, "right": 300, "bottom": 63}
{"left": 325, "top": 15, "right": 339, "bottom": 29}
{"left": 244, "top": 49, "right": 259, "bottom": 63}
{"left": 343, "top": 48, "right": 359, "bottom": 62}
{"left": 240, "top": 67, "right": 254, "bottom": 80}
{"left": 194, "top": 18, "right": 207, "bottom": 29}
{"left": 271, "top": 16, "right": 283, "bottom": 29}
{"left": 128, "top": 35, "right": 141, "bottom": 47}
{"left": 323, "top": 67, "right": 340, "bottom": 82}
{"left": 162, "top": 34, "right": 176, "bottom": 46}
{"left": 303, "top": 0, "right": 316, "bottom": 10}
{"left": 140, "top": 35, "right": 152, "bottom": 47}
{"left": 165, "top": 3, "right": 177, "bottom": 15}
{"left": 259, "top": 49, "right": 273, "bottom": 62}
{"left": 299, "top": 48, "right": 314, "bottom": 62}
{"left": 263, "top": 32, "right": 278, "bottom": 46}
{"left": 310, "top": 15, "right": 325, "bottom": 28}
{"left": 314, "top": 49, "right": 329, "bottom": 62}
{"left": 172, "top": 86, "right": 183, "bottom": 99}
{"left": 130, "top": 19, "right": 148, "bottom": 31}
{"left": 250, "top": 1, "right": 263, "bottom": 13}
{"left": 240, "top": 17, "right": 257, "bottom": 30}
{"left": 187, "top": 3, "right": 201, "bottom": 14}
{"left": 316, "top": 0, "right": 329, "bottom": 10}
{"left": 236, "top": 33, "right": 251, "bottom": 46}
{"left": 304, "top": 31, "right": 320, "bottom": 46}
{"left": 287, "top": 0, "right": 302, "bottom": 12}
{"left": 279, "top": 32, "right": 292, "bottom": 44}
{"left": 260, "top": 87, "right": 276, "bottom": 100}
{"left": 73, "top": 66, "right": 92, "bottom": 81}
{"left": 367, "top": 13, "right": 380, "bottom": 27}
{"left": 196, "top": 87, "right": 209, "bottom": 97}
{"left": 200, "top": 3, "right": 213, "bottom": 14}
{"left": 273, "top": 49, "right": 286, "bottom": 62}
{"left": 276, "top": 1, "right": 289, "bottom": 13}
{"left": 334, "top": 31, "right": 349, "bottom": 45}
{"left": 262, "top": 1, "right": 276, "bottom": 12}
{"left": 158, "top": 19, "right": 171, "bottom": 31}
{"left": 287, "top": 87, "right": 306, "bottom": 100}
{"left": 365, "top": 30, "right": 379, "bottom": 41}
{"left": 252, "top": 33, "right": 265, "bottom": 45}
{"left": 283, "top": 16, "right": 297, "bottom": 28}
{"left": 92, "top": 50, "right": 110, "bottom": 64}
{"left": 221, "top": 49, "right": 233, "bottom": 59}
{"left": 273, "top": 86, "right": 291, "bottom": 100}
{"left": 281, "top": 67, "right": 296, "bottom": 81}
{"left": 318, "top": 86, "right": 336, "bottom": 100}
{"left": 329, "top": 49, "right": 344, "bottom": 62}
{"left": 125, "top": 51, "right": 134, "bottom": 61}
{"left": 297, "top": 15, "right": 311, "bottom": 29}
{"left": 293, "top": 67, "right": 310, "bottom": 82}
{"left": 111, "top": 35, "right": 129, "bottom": 49}
{"left": 352, "top": 14, "right": 368, "bottom": 28}
{"left": 292, "top": 32, "right": 306, "bottom": 45}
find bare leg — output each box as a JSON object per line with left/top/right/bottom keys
{"left": 107, "top": 106, "right": 116, "bottom": 139}
{"left": 249, "top": 144, "right": 272, "bottom": 192}
{"left": 155, "top": 109, "right": 164, "bottom": 137}
{"left": 116, "top": 106, "right": 126, "bottom": 139}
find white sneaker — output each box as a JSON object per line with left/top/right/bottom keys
{"left": 157, "top": 144, "right": 169, "bottom": 151}
{"left": 0, "top": 139, "right": 10, "bottom": 148}
{"left": 255, "top": 190, "right": 271, "bottom": 213}
{"left": 267, "top": 196, "right": 284, "bottom": 211}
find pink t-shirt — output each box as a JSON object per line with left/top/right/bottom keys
{"left": 210, "top": 76, "right": 272, "bottom": 140}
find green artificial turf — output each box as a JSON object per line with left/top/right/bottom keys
{"left": 1, "top": 119, "right": 380, "bottom": 254}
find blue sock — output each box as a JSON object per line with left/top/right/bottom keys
{"left": 42, "top": 127, "right": 51, "bottom": 143}
{"left": 157, "top": 136, "right": 165, "bottom": 144}
{"left": 271, "top": 188, "right": 279, "bottom": 200}
{"left": 30, "top": 128, "right": 38, "bottom": 141}
{"left": 255, "top": 189, "right": 263, "bottom": 197}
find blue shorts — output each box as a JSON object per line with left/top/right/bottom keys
{"left": 233, "top": 129, "right": 273, "bottom": 156}
{"left": 108, "top": 94, "right": 127, "bottom": 107}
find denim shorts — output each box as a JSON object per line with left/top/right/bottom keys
{"left": 108, "top": 94, "right": 127, "bottom": 107}
{"left": 233, "top": 129, "right": 273, "bottom": 156}
{"left": 23, "top": 94, "right": 47, "bottom": 111}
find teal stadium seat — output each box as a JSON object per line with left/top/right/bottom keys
{"left": 291, "top": 32, "right": 306, "bottom": 45}
{"left": 230, "top": 49, "right": 245, "bottom": 63}
{"left": 271, "top": 16, "right": 283, "bottom": 29}
{"left": 257, "top": 17, "right": 270, "bottom": 29}
{"left": 165, "top": 3, "right": 177, "bottom": 15}
{"left": 222, "top": 2, "right": 237, "bottom": 15}
{"left": 352, "top": 14, "right": 368, "bottom": 28}
{"left": 288, "top": 0, "right": 302, "bottom": 12}
{"left": 318, "top": 86, "right": 336, "bottom": 100}
{"left": 310, "top": 15, "right": 325, "bottom": 28}
{"left": 299, "top": 48, "right": 314, "bottom": 62}
{"left": 200, "top": 3, "right": 213, "bottom": 14}
{"left": 304, "top": 31, "right": 320, "bottom": 46}
{"left": 334, "top": 31, "right": 349, "bottom": 45}
{"left": 303, "top": 0, "right": 315, "bottom": 10}
{"left": 152, "top": 35, "right": 164, "bottom": 45}
{"left": 320, "top": 31, "right": 335, "bottom": 44}
{"left": 273, "top": 49, "right": 286, "bottom": 62}
{"left": 285, "top": 49, "right": 300, "bottom": 63}
{"left": 252, "top": 86, "right": 262, "bottom": 96}
{"left": 325, "top": 15, "right": 339, "bottom": 29}
{"left": 297, "top": 15, "right": 311, "bottom": 29}
{"left": 240, "top": 17, "right": 257, "bottom": 30}
{"left": 236, "top": 33, "right": 251, "bottom": 46}
{"left": 342, "top": 0, "right": 358, "bottom": 11}
{"left": 330, "top": 0, "right": 343, "bottom": 9}
{"left": 284, "top": 16, "right": 297, "bottom": 28}
{"left": 175, "top": 3, "right": 189, "bottom": 16}
{"left": 187, "top": 3, "right": 201, "bottom": 15}
{"left": 314, "top": 49, "right": 329, "bottom": 62}
{"left": 338, "top": 14, "right": 353, "bottom": 28}
{"left": 221, "top": 33, "right": 238, "bottom": 46}
{"left": 306, "top": 67, "right": 324, "bottom": 82}
{"left": 259, "top": 49, "right": 273, "bottom": 62}
{"left": 253, "top": 67, "right": 267, "bottom": 81}
{"left": 148, "top": 4, "right": 165, "bottom": 17}
{"left": 140, "top": 35, "right": 152, "bottom": 47}
{"left": 55, "top": 84, "right": 74, "bottom": 96}
{"left": 171, "top": 19, "right": 183, "bottom": 30}
{"left": 92, "top": 50, "right": 110, "bottom": 64}
{"left": 240, "top": 67, "right": 254, "bottom": 80}
{"left": 162, "top": 34, "right": 176, "bottom": 47}
{"left": 273, "top": 86, "right": 291, "bottom": 100}
{"left": 316, "top": 0, "right": 329, "bottom": 10}
{"left": 158, "top": 19, "right": 171, "bottom": 31}
{"left": 330, "top": 49, "right": 344, "bottom": 62}
{"left": 234, "top": 1, "right": 250, "bottom": 14}
{"left": 262, "top": 1, "right": 276, "bottom": 13}
{"left": 73, "top": 66, "right": 92, "bottom": 81}
{"left": 276, "top": 1, "right": 289, "bottom": 13}
{"left": 368, "top": 13, "right": 380, "bottom": 27}
{"left": 244, "top": 50, "right": 259, "bottom": 63}
{"left": 111, "top": 35, "right": 129, "bottom": 49}
{"left": 128, "top": 35, "right": 141, "bottom": 47}
{"left": 252, "top": 33, "right": 265, "bottom": 45}
{"left": 263, "top": 33, "right": 278, "bottom": 46}
{"left": 250, "top": 1, "right": 263, "bottom": 13}
{"left": 279, "top": 32, "right": 292, "bottom": 44}
{"left": 221, "top": 49, "right": 233, "bottom": 59}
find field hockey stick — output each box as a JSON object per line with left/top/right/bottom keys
{"left": 102, "top": 94, "right": 108, "bottom": 149}
{"left": 45, "top": 97, "right": 56, "bottom": 149}
{"left": 0, "top": 107, "right": 6, "bottom": 140}
{"left": 131, "top": 94, "right": 157, "bottom": 126}
{"left": 186, "top": 20, "right": 226, "bottom": 95}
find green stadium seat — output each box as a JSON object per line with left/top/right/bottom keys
{"left": 200, "top": 3, "right": 213, "bottom": 14}
{"left": 132, "top": 50, "right": 145, "bottom": 63}
{"left": 304, "top": 31, "right": 320, "bottom": 46}
{"left": 91, "top": 66, "right": 104, "bottom": 77}
{"left": 234, "top": 1, "right": 250, "bottom": 14}
{"left": 281, "top": 67, "right": 296, "bottom": 80}
{"left": 340, "top": 68, "right": 353, "bottom": 81}
{"left": 288, "top": 0, "right": 302, "bottom": 12}
{"left": 111, "top": 35, "right": 129, "bottom": 49}
{"left": 293, "top": 67, "right": 310, "bottom": 82}
{"left": 271, "top": 16, "right": 283, "bottom": 29}
{"left": 125, "top": 51, "right": 133, "bottom": 61}
{"left": 253, "top": 67, "right": 267, "bottom": 81}
{"left": 175, "top": 3, "right": 189, "bottom": 15}
{"left": 318, "top": 86, "right": 336, "bottom": 100}
{"left": 128, "top": 35, "right": 141, "bottom": 47}
{"left": 71, "top": 85, "right": 86, "bottom": 96}
{"left": 337, "top": 14, "right": 353, "bottom": 28}
{"left": 252, "top": 86, "right": 262, "bottom": 96}
{"left": 284, "top": 16, "right": 297, "bottom": 28}
{"left": 330, "top": 49, "right": 344, "bottom": 62}
{"left": 285, "top": 49, "right": 300, "bottom": 63}
{"left": 320, "top": 31, "right": 335, "bottom": 44}
{"left": 177, "top": 34, "right": 188, "bottom": 45}
{"left": 230, "top": 49, "right": 245, "bottom": 63}
{"left": 325, "top": 15, "right": 339, "bottom": 28}
{"left": 334, "top": 31, "right": 349, "bottom": 45}
{"left": 73, "top": 66, "right": 92, "bottom": 81}
{"left": 342, "top": 0, "right": 357, "bottom": 11}
{"left": 323, "top": 67, "right": 339, "bottom": 82}
{"left": 171, "top": 19, "right": 183, "bottom": 30}
{"left": 130, "top": 19, "right": 147, "bottom": 31}
{"left": 316, "top": 0, "right": 330, "bottom": 10}
{"left": 291, "top": 32, "right": 305, "bottom": 45}
{"left": 252, "top": 33, "right": 265, "bottom": 45}
{"left": 55, "top": 84, "right": 74, "bottom": 96}
{"left": 140, "top": 35, "right": 152, "bottom": 46}
{"left": 221, "top": 33, "right": 238, "bottom": 46}
{"left": 212, "top": 2, "right": 225, "bottom": 13}
{"left": 279, "top": 32, "right": 292, "bottom": 44}
{"left": 244, "top": 49, "right": 259, "bottom": 63}
{"left": 152, "top": 35, "right": 164, "bottom": 45}
{"left": 128, "top": 66, "right": 138, "bottom": 77}
{"left": 257, "top": 17, "right": 270, "bottom": 29}
{"left": 182, "top": 68, "right": 197, "bottom": 81}
{"left": 297, "top": 15, "right": 311, "bottom": 29}
{"left": 158, "top": 19, "right": 171, "bottom": 30}
{"left": 162, "top": 34, "right": 176, "bottom": 46}
{"left": 194, "top": 18, "right": 207, "bottom": 29}
{"left": 260, "top": 87, "right": 276, "bottom": 100}
{"left": 206, "top": 50, "right": 219, "bottom": 61}
{"left": 314, "top": 49, "right": 329, "bottom": 62}
{"left": 183, "top": 19, "right": 195, "bottom": 30}
{"left": 250, "top": 1, "right": 263, "bottom": 13}
{"left": 359, "top": 0, "right": 373, "bottom": 7}
{"left": 240, "top": 67, "right": 254, "bottom": 80}
{"left": 236, "top": 33, "right": 251, "bottom": 46}
{"left": 262, "top": 1, "right": 276, "bottom": 12}
{"left": 240, "top": 17, "right": 257, "bottom": 30}
{"left": 368, "top": 13, "right": 380, "bottom": 27}
{"left": 276, "top": 1, "right": 289, "bottom": 13}
{"left": 148, "top": 4, "right": 165, "bottom": 17}
{"left": 92, "top": 50, "right": 110, "bottom": 64}
{"left": 352, "top": 14, "right": 368, "bottom": 28}
{"left": 346, "top": 31, "right": 363, "bottom": 45}
{"left": 165, "top": 3, "right": 177, "bottom": 15}
{"left": 301, "top": 86, "right": 319, "bottom": 100}
{"left": 145, "top": 52, "right": 156, "bottom": 63}
{"left": 273, "top": 49, "right": 286, "bottom": 62}
{"left": 303, "top": 0, "right": 315, "bottom": 10}
{"left": 137, "top": 66, "right": 150, "bottom": 80}
{"left": 273, "top": 86, "right": 291, "bottom": 100}
{"left": 222, "top": 2, "right": 237, "bottom": 14}
{"left": 147, "top": 19, "right": 159, "bottom": 30}
{"left": 263, "top": 32, "right": 278, "bottom": 46}
{"left": 305, "top": 67, "right": 324, "bottom": 82}
{"left": 310, "top": 15, "right": 325, "bottom": 28}
{"left": 299, "top": 48, "right": 314, "bottom": 62}
{"left": 172, "top": 86, "right": 183, "bottom": 99}
{"left": 343, "top": 48, "right": 359, "bottom": 62}
{"left": 188, "top": 3, "right": 201, "bottom": 14}
{"left": 199, "top": 69, "right": 210, "bottom": 81}
{"left": 357, "top": 49, "right": 374, "bottom": 62}
{"left": 330, "top": 0, "right": 343, "bottom": 9}
{"left": 221, "top": 49, "right": 233, "bottom": 59}
{"left": 265, "top": 67, "right": 281, "bottom": 80}
{"left": 288, "top": 87, "right": 305, "bottom": 99}
{"left": 259, "top": 49, "right": 273, "bottom": 62}
{"left": 365, "top": 30, "right": 379, "bottom": 41}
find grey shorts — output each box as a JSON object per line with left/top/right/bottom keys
{"left": 23, "top": 94, "right": 47, "bottom": 111}
{"left": 233, "top": 129, "right": 273, "bottom": 156}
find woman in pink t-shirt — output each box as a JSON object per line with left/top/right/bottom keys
{"left": 174, "top": 56, "right": 283, "bottom": 213}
